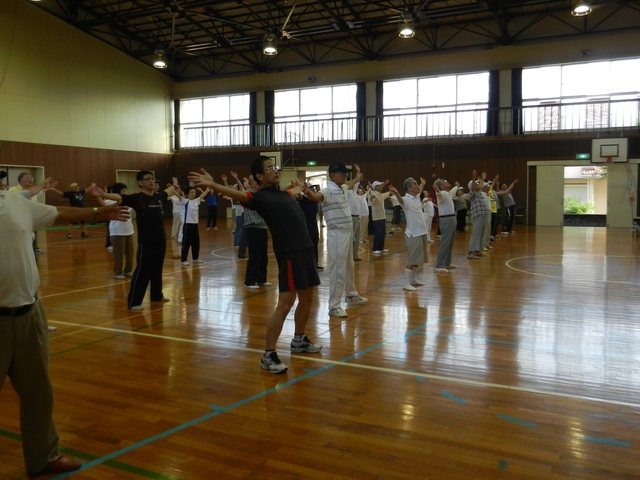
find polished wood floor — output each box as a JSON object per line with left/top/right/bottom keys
{"left": 2, "top": 219, "right": 640, "bottom": 479}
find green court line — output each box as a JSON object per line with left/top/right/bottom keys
{"left": 0, "top": 430, "right": 181, "bottom": 480}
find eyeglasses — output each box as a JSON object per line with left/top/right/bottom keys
{"left": 141, "top": 176, "right": 156, "bottom": 181}
{"left": 263, "top": 165, "right": 280, "bottom": 172}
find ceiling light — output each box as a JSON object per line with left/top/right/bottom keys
{"left": 571, "top": 1, "right": 592, "bottom": 16}
{"left": 263, "top": 34, "right": 278, "bottom": 56}
{"left": 398, "top": 12, "right": 415, "bottom": 39}
{"left": 152, "top": 49, "right": 167, "bottom": 69}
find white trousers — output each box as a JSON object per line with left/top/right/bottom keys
{"left": 327, "top": 228, "right": 358, "bottom": 310}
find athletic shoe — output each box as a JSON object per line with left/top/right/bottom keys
{"left": 345, "top": 295, "right": 368, "bottom": 305}
{"left": 329, "top": 307, "right": 347, "bottom": 318}
{"left": 372, "top": 250, "right": 382, "bottom": 255}
{"left": 260, "top": 352, "right": 288, "bottom": 374}
{"left": 130, "top": 305, "right": 144, "bottom": 311}
{"left": 158, "top": 297, "right": 170, "bottom": 302}
{"left": 435, "top": 268, "right": 449, "bottom": 273}
{"left": 35, "top": 249, "right": 45, "bottom": 255}
{"left": 382, "top": 249, "right": 390, "bottom": 253}
{"left": 258, "top": 282, "right": 272, "bottom": 287}
{"left": 106, "top": 246, "right": 113, "bottom": 251}
{"left": 181, "top": 261, "right": 190, "bottom": 266}
{"left": 428, "top": 239, "right": 435, "bottom": 244}
{"left": 245, "top": 284, "right": 259, "bottom": 290}
{"left": 475, "top": 251, "right": 486, "bottom": 257}
{"left": 48, "top": 326, "right": 57, "bottom": 331}
{"left": 290, "top": 336, "right": 323, "bottom": 353}
{"left": 403, "top": 284, "right": 416, "bottom": 291}
{"left": 447, "top": 265, "right": 458, "bottom": 270}
{"left": 411, "top": 279, "right": 426, "bottom": 286}
{"left": 467, "top": 253, "right": 479, "bottom": 259}
{"left": 114, "top": 275, "right": 126, "bottom": 279}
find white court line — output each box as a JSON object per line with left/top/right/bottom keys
{"left": 505, "top": 254, "right": 640, "bottom": 286}
{"left": 49, "top": 319, "right": 640, "bottom": 410}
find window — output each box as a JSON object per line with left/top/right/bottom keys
{"left": 383, "top": 72, "right": 490, "bottom": 140}
{"left": 522, "top": 58, "right": 640, "bottom": 133}
{"left": 274, "top": 85, "right": 357, "bottom": 144}
{"left": 179, "top": 94, "right": 251, "bottom": 148}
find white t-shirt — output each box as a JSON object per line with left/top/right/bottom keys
{"left": 319, "top": 181, "right": 352, "bottom": 230}
{"left": 0, "top": 191, "right": 58, "bottom": 307}
{"left": 402, "top": 194, "right": 428, "bottom": 238}
{"left": 105, "top": 199, "right": 134, "bottom": 236}
{"left": 184, "top": 198, "right": 202, "bottom": 224}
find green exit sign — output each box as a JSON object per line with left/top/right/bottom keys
{"left": 576, "top": 153, "right": 590, "bottom": 159}
{"left": 307, "top": 161, "right": 317, "bottom": 166}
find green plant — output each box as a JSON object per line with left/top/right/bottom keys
{"left": 563, "top": 196, "right": 595, "bottom": 214}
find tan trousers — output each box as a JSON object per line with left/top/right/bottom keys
{"left": 0, "top": 300, "right": 59, "bottom": 473}
{"left": 112, "top": 234, "right": 135, "bottom": 276}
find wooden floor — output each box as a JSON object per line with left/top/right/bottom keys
{"left": 2, "top": 219, "right": 640, "bottom": 479}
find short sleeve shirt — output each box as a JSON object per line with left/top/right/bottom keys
{"left": 121, "top": 191, "right": 168, "bottom": 243}
{"left": 244, "top": 186, "right": 313, "bottom": 257}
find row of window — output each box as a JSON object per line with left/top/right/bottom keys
{"left": 179, "top": 58, "right": 640, "bottom": 148}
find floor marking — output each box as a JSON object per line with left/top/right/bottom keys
{"left": 408, "top": 368, "right": 426, "bottom": 381}
{"left": 583, "top": 435, "right": 630, "bottom": 447}
{"left": 48, "top": 319, "right": 640, "bottom": 408}
{"left": 440, "top": 391, "right": 467, "bottom": 404}
{"left": 497, "top": 414, "right": 537, "bottom": 428}
{"left": 498, "top": 460, "right": 509, "bottom": 470}
{"left": 505, "top": 254, "right": 640, "bottom": 285}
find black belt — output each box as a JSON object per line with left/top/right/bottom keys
{"left": 0, "top": 302, "right": 35, "bottom": 316}
{"left": 440, "top": 214, "right": 455, "bottom": 218}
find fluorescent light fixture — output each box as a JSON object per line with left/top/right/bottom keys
{"left": 152, "top": 49, "right": 167, "bottom": 69}
{"left": 263, "top": 34, "right": 278, "bottom": 56}
{"left": 571, "top": 1, "right": 592, "bottom": 16}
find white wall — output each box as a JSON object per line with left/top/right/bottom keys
{"left": 0, "top": 0, "right": 173, "bottom": 154}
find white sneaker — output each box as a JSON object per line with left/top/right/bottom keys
{"left": 403, "top": 284, "right": 416, "bottom": 291}
{"left": 372, "top": 250, "right": 382, "bottom": 255}
{"left": 114, "top": 275, "right": 126, "bottom": 279}
{"left": 411, "top": 279, "right": 426, "bottom": 286}
{"left": 345, "top": 295, "right": 368, "bottom": 305}
{"left": 130, "top": 305, "right": 144, "bottom": 311}
{"left": 329, "top": 307, "right": 347, "bottom": 317}
{"left": 261, "top": 352, "right": 288, "bottom": 374}
{"left": 435, "top": 268, "right": 449, "bottom": 274}
{"left": 181, "top": 261, "right": 189, "bottom": 266}
{"left": 382, "top": 249, "right": 390, "bottom": 253}
{"left": 258, "top": 282, "right": 273, "bottom": 287}
{"left": 245, "top": 284, "right": 259, "bottom": 290}
{"left": 428, "top": 239, "right": 435, "bottom": 244}
{"left": 447, "top": 265, "right": 458, "bottom": 270}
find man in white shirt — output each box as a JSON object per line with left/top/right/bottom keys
{"left": 432, "top": 179, "right": 459, "bottom": 273}
{"left": 303, "top": 163, "right": 368, "bottom": 318}
{"left": 389, "top": 177, "right": 429, "bottom": 290}
{"left": 0, "top": 182, "right": 129, "bottom": 475}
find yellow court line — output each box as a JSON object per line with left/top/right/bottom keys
{"left": 49, "top": 319, "right": 640, "bottom": 410}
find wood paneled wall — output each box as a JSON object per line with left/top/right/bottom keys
{"left": 0, "top": 140, "right": 172, "bottom": 207}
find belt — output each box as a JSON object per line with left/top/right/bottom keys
{"left": 440, "top": 214, "right": 455, "bottom": 218}
{"left": 0, "top": 302, "right": 35, "bottom": 316}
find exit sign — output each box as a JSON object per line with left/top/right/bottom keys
{"left": 576, "top": 153, "right": 590, "bottom": 159}
{"left": 307, "top": 161, "right": 317, "bottom": 166}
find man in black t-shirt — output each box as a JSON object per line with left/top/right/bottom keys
{"left": 92, "top": 171, "right": 179, "bottom": 310}
{"left": 189, "top": 156, "right": 322, "bottom": 374}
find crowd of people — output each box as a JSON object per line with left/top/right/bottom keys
{"left": 0, "top": 163, "right": 519, "bottom": 475}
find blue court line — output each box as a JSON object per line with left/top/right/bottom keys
{"left": 498, "top": 459, "right": 509, "bottom": 470}
{"left": 583, "top": 435, "right": 631, "bottom": 447}
{"left": 440, "top": 391, "right": 467, "bottom": 404}
{"left": 497, "top": 414, "right": 537, "bottom": 428}
{"left": 49, "top": 305, "right": 634, "bottom": 477}
{"left": 408, "top": 368, "right": 426, "bottom": 381}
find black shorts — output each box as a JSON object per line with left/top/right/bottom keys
{"left": 277, "top": 248, "right": 321, "bottom": 292}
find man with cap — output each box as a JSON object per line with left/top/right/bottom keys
{"left": 303, "top": 162, "right": 368, "bottom": 318}
{"left": 55, "top": 182, "right": 90, "bottom": 238}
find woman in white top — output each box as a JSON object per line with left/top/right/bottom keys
{"left": 103, "top": 183, "right": 135, "bottom": 279}
{"left": 421, "top": 194, "right": 435, "bottom": 243}
{"left": 181, "top": 187, "right": 207, "bottom": 265}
